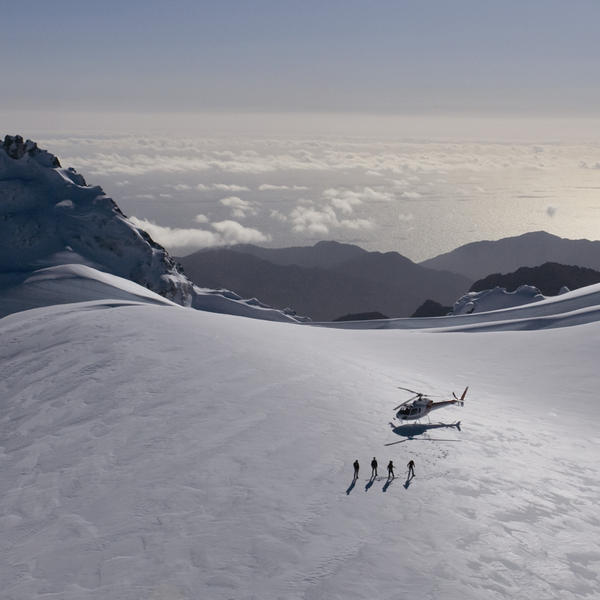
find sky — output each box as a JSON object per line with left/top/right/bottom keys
{"left": 4, "top": 0, "right": 600, "bottom": 115}
{"left": 3, "top": 1, "right": 600, "bottom": 259}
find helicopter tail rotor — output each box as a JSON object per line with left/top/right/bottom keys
{"left": 452, "top": 386, "right": 469, "bottom": 406}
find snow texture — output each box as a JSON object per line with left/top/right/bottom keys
{"left": 1, "top": 268, "right": 599, "bottom": 599}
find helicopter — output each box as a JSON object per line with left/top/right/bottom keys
{"left": 393, "top": 386, "right": 468, "bottom": 422}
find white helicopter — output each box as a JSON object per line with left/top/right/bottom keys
{"left": 394, "top": 386, "right": 469, "bottom": 422}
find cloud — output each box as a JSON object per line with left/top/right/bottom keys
{"left": 219, "top": 196, "right": 257, "bottom": 218}
{"left": 290, "top": 205, "right": 337, "bottom": 235}
{"left": 400, "top": 191, "right": 421, "bottom": 199}
{"left": 196, "top": 183, "right": 251, "bottom": 192}
{"left": 213, "top": 183, "right": 250, "bottom": 192}
{"left": 322, "top": 186, "right": 393, "bottom": 214}
{"left": 129, "top": 216, "right": 220, "bottom": 248}
{"left": 398, "top": 213, "right": 414, "bottom": 221}
{"left": 270, "top": 209, "right": 288, "bottom": 222}
{"left": 129, "top": 216, "right": 270, "bottom": 249}
{"left": 211, "top": 220, "right": 271, "bottom": 244}
{"left": 195, "top": 214, "right": 209, "bottom": 223}
{"left": 259, "top": 184, "right": 308, "bottom": 191}
{"left": 169, "top": 183, "right": 192, "bottom": 191}
{"left": 289, "top": 204, "right": 373, "bottom": 235}
{"left": 70, "top": 153, "right": 213, "bottom": 176}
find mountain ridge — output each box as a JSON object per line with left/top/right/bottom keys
{"left": 420, "top": 230, "right": 600, "bottom": 279}
{"left": 178, "top": 246, "right": 471, "bottom": 320}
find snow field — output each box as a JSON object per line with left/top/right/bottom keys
{"left": 1, "top": 294, "right": 599, "bottom": 599}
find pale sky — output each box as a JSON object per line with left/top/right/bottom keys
{"left": 3, "top": 0, "right": 600, "bottom": 116}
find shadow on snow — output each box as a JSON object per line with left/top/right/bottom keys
{"left": 385, "top": 421, "right": 462, "bottom": 446}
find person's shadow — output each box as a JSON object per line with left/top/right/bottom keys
{"left": 382, "top": 477, "right": 394, "bottom": 492}
{"left": 346, "top": 476, "right": 357, "bottom": 495}
{"left": 404, "top": 473, "right": 414, "bottom": 489}
{"left": 365, "top": 476, "right": 376, "bottom": 491}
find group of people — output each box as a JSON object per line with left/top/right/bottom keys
{"left": 353, "top": 457, "right": 415, "bottom": 481}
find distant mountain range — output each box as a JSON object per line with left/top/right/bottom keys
{"left": 177, "top": 242, "right": 470, "bottom": 321}
{"left": 420, "top": 231, "right": 600, "bottom": 280}
{"left": 178, "top": 232, "right": 600, "bottom": 321}
{"left": 233, "top": 240, "right": 367, "bottom": 269}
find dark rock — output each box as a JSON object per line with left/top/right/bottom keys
{"left": 333, "top": 311, "right": 389, "bottom": 322}
{"left": 411, "top": 299, "right": 452, "bottom": 318}
{"left": 470, "top": 262, "right": 600, "bottom": 296}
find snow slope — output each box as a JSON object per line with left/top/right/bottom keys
{"left": 1, "top": 280, "right": 599, "bottom": 599}
{"left": 0, "top": 263, "right": 308, "bottom": 323}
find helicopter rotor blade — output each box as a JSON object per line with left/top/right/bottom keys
{"left": 393, "top": 395, "right": 418, "bottom": 410}
{"left": 397, "top": 386, "right": 421, "bottom": 395}
{"left": 398, "top": 386, "right": 440, "bottom": 398}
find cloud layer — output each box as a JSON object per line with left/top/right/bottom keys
{"left": 39, "top": 134, "right": 600, "bottom": 259}
{"left": 129, "top": 217, "right": 270, "bottom": 250}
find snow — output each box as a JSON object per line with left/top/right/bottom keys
{"left": 452, "top": 285, "right": 545, "bottom": 315}
{"left": 1, "top": 279, "right": 599, "bottom": 599}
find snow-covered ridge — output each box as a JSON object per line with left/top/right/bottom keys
{"left": 0, "top": 135, "right": 303, "bottom": 322}
{"left": 317, "top": 283, "right": 600, "bottom": 332}
{"left": 452, "top": 284, "right": 547, "bottom": 315}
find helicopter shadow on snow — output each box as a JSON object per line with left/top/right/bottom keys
{"left": 385, "top": 421, "right": 462, "bottom": 446}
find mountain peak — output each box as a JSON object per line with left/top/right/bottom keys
{"left": 2, "top": 134, "right": 61, "bottom": 167}
{"left": 0, "top": 137, "right": 303, "bottom": 322}
{"left": 421, "top": 231, "right": 600, "bottom": 280}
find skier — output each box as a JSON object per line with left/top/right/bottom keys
{"left": 407, "top": 459, "right": 415, "bottom": 478}
{"left": 353, "top": 459, "right": 360, "bottom": 479}
{"left": 387, "top": 460, "right": 395, "bottom": 479}
{"left": 371, "top": 457, "right": 378, "bottom": 478}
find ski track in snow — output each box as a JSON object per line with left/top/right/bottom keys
{"left": 1, "top": 296, "right": 600, "bottom": 599}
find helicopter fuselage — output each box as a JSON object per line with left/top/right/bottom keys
{"left": 396, "top": 399, "right": 457, "bottom": 421}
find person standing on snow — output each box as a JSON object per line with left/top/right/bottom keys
{"left": 387, "top": 460, "right": 395, "bottom": 479}
{"left": 353, "top": 460, "right": 360, "bottom": 479}
{"left": 407, "top": 459, "right": 415, "bottom": 478}
{"left": 371, "top": 457, "right": 378, "bottom": 478}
